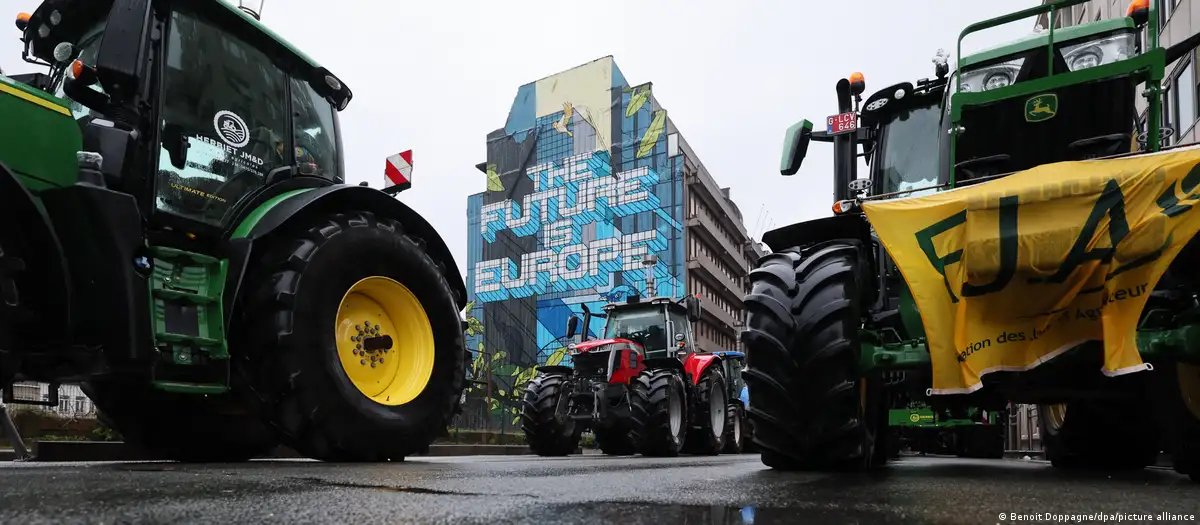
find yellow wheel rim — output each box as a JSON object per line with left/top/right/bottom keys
{"left": 334, "top": 276, "right": 435, "bottom": 406}
{"left": 1045, "top": 403, "right": 1067, "bottom": 431}
{"left": 1177, "top": 363, "right": 1200, "bottom": 420}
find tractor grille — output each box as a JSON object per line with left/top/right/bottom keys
{"left": 956, "top": 77, "right": 1136, "bottom": 178}
{"left": 572, "top": 351, "right": 609, "bottom": 379}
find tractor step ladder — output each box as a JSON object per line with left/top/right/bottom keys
{"left": 146, "top": 246, "right": 229, "bottom": 393}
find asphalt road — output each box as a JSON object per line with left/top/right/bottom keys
{"left": 1, "top": 453, "right": 1198, "bottom": 524}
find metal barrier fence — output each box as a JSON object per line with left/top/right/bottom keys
{"left": 1006, "top": 403, "right": 1043, "bottom": 454}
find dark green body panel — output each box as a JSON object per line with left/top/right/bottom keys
{"left": 0, "top": 76, "right": 81, "bottom": 188}
{"left": 889, "top": 405, "right": 997, "bottom": 427}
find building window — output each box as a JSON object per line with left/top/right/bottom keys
{"left": 1172, "top": 59, "right": 1196, "bottom": 137}
{"left": 1160, "top": 0, "right": 1180, "bottom": 29}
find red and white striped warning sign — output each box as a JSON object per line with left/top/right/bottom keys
{"left": 384, "top": 150, "right": 413, "bottom": 191}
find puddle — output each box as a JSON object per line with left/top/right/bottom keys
{"left": 516, "top": 502, "right": 916, "bottom": 525}
{"left": 300, "top": 474, "right": 511, "bottom": 496}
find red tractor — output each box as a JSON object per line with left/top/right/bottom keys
{"left": 520, "top": 293, "right": 737, "bottom": 457}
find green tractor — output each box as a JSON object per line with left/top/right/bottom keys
{"left": 0, "top": 0, "right": 467, "bottom": 462}
{"left": 744, "top": 0, "right": 1200, "bottom": 480}
{"left": 889, "top": 403, "right": 1005, "bottom": 459}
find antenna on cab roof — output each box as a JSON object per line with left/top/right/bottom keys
{"left": 238, "top": 0, "right": 264, "bottom": 20}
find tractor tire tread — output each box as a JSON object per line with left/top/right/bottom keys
{"left": 683, "top": 367, "right": 726, "bottom": 455}
{"left": 594, "top": 419, "right": 637, "bottom": 456}
{"left": 520, "top": 372, "right": 581, "bottom": 456}
{"left": 236, "top": 210, "right": 465, "bottom": 462}
{"left": 741, "top": 240, "right": 881, "bottom": 471}
{"left": 630, "top": 368, "right": 686, "bottom": 457}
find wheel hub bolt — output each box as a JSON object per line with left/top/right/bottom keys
{"left": 360, "top": 359, "right": 366, "bottom": 365}
{"left": 370, "top": 362, "right": 376, "bottom": 368}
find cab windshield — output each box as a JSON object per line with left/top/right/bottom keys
{"left": 603, "top": 307, "right": 669, "bottom": 354}
{"left": 876, "top": 103, "right": 942, "bottom": 198}
{"left": 152, "top": 6, "right": 341, "bottom": 228}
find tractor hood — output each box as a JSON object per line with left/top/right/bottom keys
{"left": 0, "top": 74, "right": 82, "bottom": 189}
{"left": 570, "top": 338, "right": 641, "bottom": 353}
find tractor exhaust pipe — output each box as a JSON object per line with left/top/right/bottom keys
{"left": 642, "top": 254, "right": 658, "bottom": 297}
{"left": 832, "top": 78, "right": 856, "bottom": 203}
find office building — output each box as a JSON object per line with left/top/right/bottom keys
{"left": 464, "top": 56, "right": 764, "bottom": 378}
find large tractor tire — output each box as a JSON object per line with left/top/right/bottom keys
{"left": 594, "top": 418, "right": 636, "bottom": 455}
{"left": 741, "top": 240, "right": 885, "bottom": 471}
{"left": 683, "top": 366, "right": 727, "bottom": 455}
{"left": 82, "top": 379, "right": 278, "bottom": 462}
{"left": 1150, "top": 361, "right": 1200, "bottom": 481}
{"left": 723, "top": 401, "right": 746, "bottom": 454}
{"left": 0, "top": 234, "right": 21, "bottom": 382}
{"left": 630, "top": 368, "right": 688, "bottom": 457}
{"left": 235, "top": 211, "right": 465, "bottom": 462}
{"left": 520, "top": 371, "right": 581, "bottom": 456}
{"left": 1037, "top": 398, "right": 1159, "bottom": 470}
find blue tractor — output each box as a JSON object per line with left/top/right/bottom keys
{"left": 713, "top": 350, "right": 752, "bottom": 453}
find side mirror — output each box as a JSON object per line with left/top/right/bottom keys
{"left": 162, "top": 123, "right": 190, "bottom": 170}
{"left": 92, "top": 0, "right": 152, "bottom": 104}
{"left": 780, "top": 119, "right": 813, "bottom": 176}
{"left": 566, "top": 315, "right": 580, "bottom": 339}
{"left": 685, "top": 295, "right": 701, "bottom": 322}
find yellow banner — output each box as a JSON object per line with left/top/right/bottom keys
{"left": 861, "top": 147, "right": 1200, "bottom": 394}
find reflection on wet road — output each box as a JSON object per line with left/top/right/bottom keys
{"left": 1, "top": 454, "right": 1197, "bottom": 524}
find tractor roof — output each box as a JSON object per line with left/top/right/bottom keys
{"left": 603, "top": 296, "right": 686, "bottom": 313}
{"left": 25, "top": 0, "right": 350, "bottom": 107}
{"left": 211, "top": 0, "right": 322, "bottom": 72}
{"left": 959, "top": 17, "right": 1134, "bottom": 69}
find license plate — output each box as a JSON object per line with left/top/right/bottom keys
{"left": 827, "top": 112, "right": 857, "bottom": 134}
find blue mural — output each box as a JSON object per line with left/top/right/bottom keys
{"left": 461, "top": 57, "right": 687, "bottom": 427}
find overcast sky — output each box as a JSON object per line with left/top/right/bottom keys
{"left": 2, "top": 0, "right": 1042, "bottom": 278}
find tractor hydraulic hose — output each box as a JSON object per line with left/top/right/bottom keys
{"left": 0, "top": 403, "right": 31, "bottom": 461}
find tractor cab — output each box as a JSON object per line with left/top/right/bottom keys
{"left": 13, "top": 0, "right": 362, "bottom": 244}
{"left": 779, "top": 0, "right": 1162, "bottom": 208}
{"left": 567, "top": 294, "right": 702, "bottom": 361}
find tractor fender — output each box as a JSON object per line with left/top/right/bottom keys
{"left": 762, "top": 214, "right": 872, "bottom": 254}
{"left": 683, "top": 353, "right": 719, "bottom": 385}
{"left": 234, "top": 184, "right": 468, "bottom": 308}
{"left": 0, "top": 162, "right": 72, "bottom": 338}
{"left": 761, "top": 216, "right": 877, "bottom": 305}
{"left": 536, "top": 365, "right": 573, "bottom": 376}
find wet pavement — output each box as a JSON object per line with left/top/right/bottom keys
{"left": 0, "top": 453, "right": 1197, "bottom": 524}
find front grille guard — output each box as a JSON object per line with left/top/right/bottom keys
{"left": 558, "top": 348, "right": 624, "bottom": 421}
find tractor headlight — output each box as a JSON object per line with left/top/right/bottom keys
{"left": 958, "top": 58, "right": 1024, "bottom": 93}
{"left": 1060, "top": 32, "right": 1138, "bottom": 71}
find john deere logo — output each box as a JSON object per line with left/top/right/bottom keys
{"left": 1025, "top": 94, "right": 1058, "bottom": 122}
{"left": 909, "top": 413, "right": 921, "bottom": 423}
